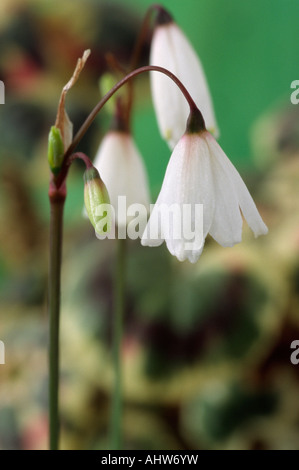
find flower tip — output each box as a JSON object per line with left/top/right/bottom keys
{"left": 83, "top": 166, "right": 111, "bottom": 236}
{"left": 155, "top": 5, "right": 173, "bottom": 26}
{"left": 175, "top": 244, "right": 204, "bottom": 263}
{"left": 83, "top": 166, "right": 101, "bottom": 184}
{"left": 140, "top": 235, "right": 163, "bottom": 248}
{"left": 254, "top": 223, "right": 269, "bottom": 238}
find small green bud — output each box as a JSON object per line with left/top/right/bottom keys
{"left": 84, "top": 167, "right": 112, "bottom": 237}
{"left": 48, "top": 126, "right": 65, "bottom": 174}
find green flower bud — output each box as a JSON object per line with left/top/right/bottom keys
{"left": 84, "top": 167, "right": 112, "bottom": 237}
{"left": 48, "top": 126, "right": 64, "bottom": 174}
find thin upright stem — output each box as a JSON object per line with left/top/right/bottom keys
{"left": 48, "top": 192, "right": 65, "bottom": 450}
{"left": 47, "top": 152, "right": 91, "bottom": 450}
{"left": 110, "top": 237, "right": 126, "bottom": 450}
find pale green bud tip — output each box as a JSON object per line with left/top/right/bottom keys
{"left": 99, "top": 73, "right": 121, "bottom": 115}
{"left": 83, "top": 168, "right": 111, "bottom": 236}
{"left": 83, "top": 166, "right": 101, "bottom": 184}
{"left": 99, "top": 73, "right": 115, "bottom": 97}
{"left": 48, "top": 126, "right": 64, "bottom": 174}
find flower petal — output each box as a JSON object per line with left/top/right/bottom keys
{"left": 150, "top": 23, "right": 219, "bottom": 149}
{"left": 205, "top": 132, "right": 268, "bottom": 238}
{"left": 167, "top": 237, "right": 205, "bottom": 263}
{"left": 94, "top": 132, "right": 151, "bottom": 225}
{"left": 170, "top": 24, "right": 219, "bottom": 138}
{"left": 150, "top": 25, "right": 187, "bottom": 148}
{"left": 142, "top": 134, "right": 214, "bottom": 262}
{"left": 208, "top": 146, "right": 243, "bottom": 247}
{"left": 141, "top": 204, "right": 164, "bottom": 247}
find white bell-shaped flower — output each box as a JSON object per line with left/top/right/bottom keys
{"left": 93, "top": 131, "right": 150, "bottom": 226}
{"left": 150, "top": 11, "right": 219, "bottom": 149}
{"left": 141, "top": 118, "right": 268, "bottom": 263}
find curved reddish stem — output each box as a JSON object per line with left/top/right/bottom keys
{"left": 63, "top": 65, "right": 200, "bottom": 166}
{"left": 54, "top": 152, "right": 93, "bottom": 190}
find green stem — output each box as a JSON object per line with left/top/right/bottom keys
{"left": 48, "top": 191, "right": 65, "bottom": 450}
{"left": 110, "top": 237, "right": 126, "bottom": 450}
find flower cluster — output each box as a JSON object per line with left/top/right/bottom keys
{"left": 46, "top": 6, "right": 269, "bottom": 452}
{"left": 82, "top": 6, "right": 267, "bottom": 262}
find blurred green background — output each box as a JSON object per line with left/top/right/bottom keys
{"left": 0, "top": 0, "right": 299, "bottom": 450}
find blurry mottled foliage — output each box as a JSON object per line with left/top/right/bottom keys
{"left": 0, "top": 0, "right": 299, "bottom": 451}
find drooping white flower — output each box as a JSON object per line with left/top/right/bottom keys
{"left": 83, "top": 166, "right": 111, "bottom": 238}
{"left": 150, "top": 11, "right": 219, "bottom": 149}
{"left": 141, "top": 123, "right": 268, "bottom": 263}
{"left": 93, "top": 131, "right": 150, "bottom": 226}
